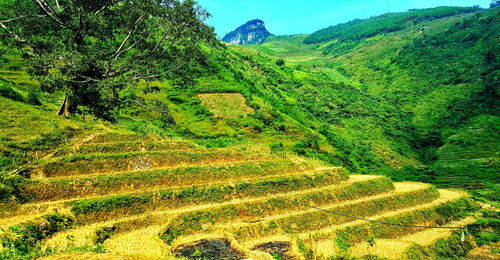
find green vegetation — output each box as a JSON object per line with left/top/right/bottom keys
{"left": 24, "top": 160, "right": 316, "bottom": 201}
{"left": 304, "top": 7, "right": 480, "bottom": 50}
{"left": 68, "top": 171, "right": 347, "bottom": 221}
{"left": 0, "top": 3, "right": 498, "bottom": 259}
{"left": 0, "top": 0, "right": 214, "bottom": 120}
{"left": 0, "top": 214, "right": 74, "bottom": 259}
{"left": 161, "top": 176, "right": 393, "bottom": 244}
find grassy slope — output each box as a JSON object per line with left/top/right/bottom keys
{"left": 235, "top": 8, "right": 499, "bottom": 205}
{"left": 1, "top": 7, "right": 497, "bottom": 206}
{"left": 0, "top": 6, "right": 497, "bottom": 260}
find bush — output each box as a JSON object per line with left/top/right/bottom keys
{"left": 26, "top": 92, "right": 42, "bottom": 106}
{"left": 0, "top": 214, "right": 74, "bottom": 257}
{"left": 0, "top": 171, "right": 28, "bottom": 202}
{"left": 276, "top": 59, "right": 285, "bottom": 66}
{"left": 269, "top": 142, "right": 284, "bottom": 154}
{"left": 0, "top": 82, "right": 24, "bottom": 102}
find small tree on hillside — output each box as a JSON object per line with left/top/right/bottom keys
{"left": 0, "top": 0, "right": 214, "bottom": 120}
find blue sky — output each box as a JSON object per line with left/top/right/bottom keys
{"left": 196, "top": 0, "right": 491, "bottom": 37}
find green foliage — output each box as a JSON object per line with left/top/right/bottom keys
{"left": 0, "top": 0, "right": 214, "bottom": 120}
{"left": 69, "top": 171, "right": 345, "bottom": 218}
{"left": 304, "top": 7, "right": 480, "bottom": 44}
{"left": 269, "top": 142, "right": 284, "bottom": 154}
{"left": 276, "top": 59, "right": 285, "bottom": 66}
{"left": 467, "top": 216, "right": 500, "bottom": 246}
{"left": 0, "top": 214, "right": 74, "bottom": 259}
{"left": 406, "top": 233, "right": 475, "bottom": 259}
{"left": 0, "top": 171, "right": 27, "bottom": 202}
{"left": 0, "top": 80, "right": 24, "bottom": 102}
{"left": 297, "top": 238, "right": 314, "bottom": 259}
{"left": 336, "top": 232, "right": 351, "bottom": 252}
{"left": 94, "top": 225, "right": 116, "bottom": 245}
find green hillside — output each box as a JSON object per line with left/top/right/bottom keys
{"left": 0, "top": 2, "right": 498, "bottom": 259}
{"left": 238, "top": 6, "right": 499, "bottom": 205}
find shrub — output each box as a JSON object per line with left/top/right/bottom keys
{"left": 0, "top": 82, "right": 24, "bottom": 102}
{"left": 26, "top": 92, "right": 42, "bottom": 106}
{"left": 0, "top": 214, "right": 74, "bottom": 257}
{"left": 269, "top": 142, "right": 284, "bottom": 154}
{"left": 0, "top": 171, "right": 28, "bottom": 202}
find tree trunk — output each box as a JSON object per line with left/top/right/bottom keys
{"left": 57, "top": 95, "right": 71, "bottom": 117}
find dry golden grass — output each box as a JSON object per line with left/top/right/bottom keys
{"left": 306, "top": 189, "right": 468, "bottom": 257}
{"left": 350, "top": 217, "right": 476, "bottom": 259}
{"left": 44, "top": 222, "right": 109, "bottom": 250}
{"left": 215, "top": 182, "right": 430, "bottom": 231}
{"left": 235, "top": 189, "right": 466, "bottom": 258}
{"left": 41, "top": 252, "right": 172, "bottom": 260}
{"left": 0, "top": 206, "right": 73, "bottom": 230}
{"left": 104, "top": 225, "right": 169, "bottom": 258}
{"left": 197, "top": 93, "right": 254, "bottom": 118}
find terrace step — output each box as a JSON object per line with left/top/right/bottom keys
{"left": 289, "top": 189, "right": 468, "bottom": 259}
{"left": 32, "top": 149, "right": 269, "bottom": 178}
{"left": 83, "top": 132, "right": 156, "bottom": 144}
{"left": 178, "top": 182, "right": 439, "bottom": 244}
{"left": 2, "top": 168, "right": 347, "bottom": 229}
{"left": 161, "top": 175, "right": 393, "bottom": 245}
{"left": 42, "top": 175, "right": 379, "bottom": 251}
{"left": 157, "top": 189, "right": 467, "bottom": 260}
{"left": 57, "top": 139, "right": 201, "bottom": 156}
{"left": 23, "top": 159, "right": 320, "bottom": 202}
{"left": 349, "top": 216, "right": 476, "bottom": 259}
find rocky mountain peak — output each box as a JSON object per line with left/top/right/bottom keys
{"left": 222, "top": 19, "right": 273, "bottom": 45}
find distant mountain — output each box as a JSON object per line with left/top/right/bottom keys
{"left": 222, "top": 19, "right": 273, "bottom": 45}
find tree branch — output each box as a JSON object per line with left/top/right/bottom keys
{"left": 152, "top": 34, "right": 171, "bottom": 53}
{"left": 31, "top": 0, "right": 66, "bottom": 28}
{"left": 0, "top": 22, "right": 22, "bottom": 42}
{"left": 114, "top": 15, "right": 144, "bottom": 60}
{"left": 0, "top": 15, "right": 47, "bottom": 23}
{"left": 115, "top": 41, "right": 138, "bottom": 60}
{"left": 94, "top": 5, "right": 109, "bottom": 16}
{"left": 133, "top": 63, "right": 183, "bottom": 80}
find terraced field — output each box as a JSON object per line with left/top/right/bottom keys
{"left": 0, "top": 132, "right": 475, "bottom": 259}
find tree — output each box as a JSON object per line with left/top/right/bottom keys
{"left": 0, "top": 0, "right": 214, "bottom": 120}
{"left": 491, "top": 1, "right": 500, "bottom": 8}
{"left": 276, "top": 59, "right": 285, "bottom": 66}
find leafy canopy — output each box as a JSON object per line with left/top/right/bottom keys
{"left": 0, "top": 0, "right": 215, "bottom": 119}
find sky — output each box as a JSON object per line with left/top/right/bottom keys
{"left": 196, "top": 0, "right": 492, "bottom": 38}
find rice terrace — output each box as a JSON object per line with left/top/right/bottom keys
{"left": 0, "top": 0, "right": 498, "bottom": 259}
